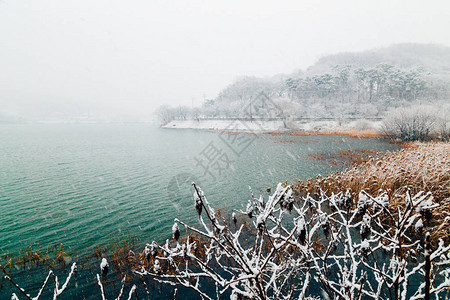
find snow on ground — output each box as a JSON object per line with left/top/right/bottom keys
{"left": 162, "top": 119, "right": 382, "bottom": 133}
{"left": 162, "top": 119, "right": 285, "bottom": 132}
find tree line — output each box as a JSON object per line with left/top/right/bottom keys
{"left": 156, "top": 63, "right": 448, "bottom": 124}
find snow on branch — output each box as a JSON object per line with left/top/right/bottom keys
{"left": 5, "top": 263, "right": 76, "bottom": 300}
{"left": 6, "top": 183, "right": 449, "bottom": 299}
{"left": 134, "top": 183, "right": 449, "bottom": 299}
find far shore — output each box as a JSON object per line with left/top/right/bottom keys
{"left": 162, "top": 118, "right": 384, "bottom": 138}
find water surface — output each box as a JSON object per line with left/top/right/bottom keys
{"left": 0, "top": 124, "right": 399, "bottom": 256}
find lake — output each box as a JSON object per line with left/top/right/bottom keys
{"left": 0, "top": 124, "right": 400, "bottom": 298}
{"left": 0, "top": 124, "right": 400, "bottom": 256}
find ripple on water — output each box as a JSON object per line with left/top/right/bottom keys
{"left": 0, "top": 124, "right": 399, "bottom": 256}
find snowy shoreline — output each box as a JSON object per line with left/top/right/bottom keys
{"left": 162, "top": 118, "right": 383, "bottom": 134}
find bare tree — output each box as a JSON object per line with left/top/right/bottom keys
{"left": 133, "top": 183, "right": 450, "bottom": 299}
{"left": 155, "top": 105, "right": 175, "bottom": 125}
{"left": 382, "top": 105, "right": 438, "bottom": 141}
{"left": 272, "top": 97, "right": 303, "bottom": 127}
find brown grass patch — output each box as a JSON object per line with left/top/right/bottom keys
{"left": 294, "top": 142, "right": 450, "bottom": 241}
{"left": 268, "top": 128, "right": 382, "bottom": 138}
{"left": 308, "top": 149, "right": 381, "bottom": 166}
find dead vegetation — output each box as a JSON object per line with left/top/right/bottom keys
{"left": 294, "top": 142, "right": 450, "bottom": 241}
{"left": 0, "top": 234, "right": 138, "bottom": 288}
{"left": 308, "top": 149, "right": 381, "bottom": 166}
{"left": 267, "top": 128, "right": 382, "bottom": 138}
{"left": 0, "top": 243, "right": 71, "bottom": 277}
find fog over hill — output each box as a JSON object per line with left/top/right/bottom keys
{"left": 2, "top": 43, "right": 450, "bottom": 124}
{"left": 157, "top": 43, "right": 450, "bottom": 124}
{"left": 308, "top": 43, "right": 450, "bottom": 74}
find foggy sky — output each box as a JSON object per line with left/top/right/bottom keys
{"left": 1, "top": 0, "right": 449, "bottom": 122}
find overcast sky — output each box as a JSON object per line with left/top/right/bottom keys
{"left": 0, "top": 0, "right": 449, "bottom": 121}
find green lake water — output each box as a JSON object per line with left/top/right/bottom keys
{"left": 0, "top": 123, "right": 400, "bottom": 298}
{"left": 0, "top": 124, "right": 400, "bottom": 256}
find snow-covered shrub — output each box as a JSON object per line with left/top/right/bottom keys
{"left": 6, "top": 182, "right": 449, "bottom": 299}
{"left": 354, "top": 119, "right": 374, "bottom": 131}
{"left": 133, "top": 183, "right": 450, "bottom": 299}
{"left": 381, "top": 105, "right": 446, "bottom": 141}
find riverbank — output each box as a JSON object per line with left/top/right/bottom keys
{"left": 162, "top": 118, "right": 383, "bottom": 137}
{"left": 294, "top": 142, "right": 450, "bottom": 241}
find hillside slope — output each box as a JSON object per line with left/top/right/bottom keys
{"left": 307, "top": 43, "right": 450, "bottom": 75}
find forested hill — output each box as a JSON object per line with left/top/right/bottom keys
{"left": 157, "top": 44, "right": 450, "bottom": 123}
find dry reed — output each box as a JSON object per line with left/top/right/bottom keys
{"left": 294, "top": 142, "right": 450, "bottom": 241}
{"left": 268, "top": 128, "right": 382, "bottom": 138}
